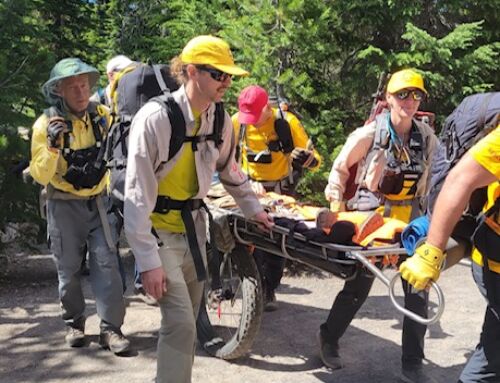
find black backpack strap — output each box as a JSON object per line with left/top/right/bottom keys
{"left": 89, "top": 110, "right": 108, "bottom": 169}
{"left": 408, "top": 123, "right": 424, "bottom": 161}
{"left": 149, "top": 94, "right": 187, "bottom": 161}
{"left": 272, "top": 109, "right": 294, "bottom": 153}
{"left": 213, "top": 102, "right": 225, "bottom": 147}
{"left": 167, "top": 99, "right": 187, "bottom": 160}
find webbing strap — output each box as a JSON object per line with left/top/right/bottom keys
{"left": 95, "top": 194, "right": 116, "bottom": 251}
{"left": 153, "top": 197, "right": 221, "bottom": 287}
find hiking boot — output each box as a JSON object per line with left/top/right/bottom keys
{"left": 400, "top": 364, "right": 438, "bottom": 383}
{"left": 264, "top": 290, "right": 278, "bottom": 312}
{"left": 134, "top": 287, "right": 158, "bottom": 306}
{"left": 353, "top": 211, "right": 384, "bottom": 244}
{"left": 99, "top": 329, "right": 130, "bottom": 355}
{"left": 65, "top": 325, "right": 85, "bottom": 348}
{"left": 317, "top": 330, "right": 342, "bottom": 370}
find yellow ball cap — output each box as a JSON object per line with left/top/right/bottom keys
{"left": 387, "top": 69, "right": 427, "bottom": 94}
{"left": 180, "top": 35, "right": 249, "bottom": 77}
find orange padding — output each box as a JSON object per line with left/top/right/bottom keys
{"left": 337, "top": 211, "right": 406, "bottom": 247}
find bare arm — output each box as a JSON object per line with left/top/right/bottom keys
{"left": 427, "top": 152, "right": 497, "bottom": 250}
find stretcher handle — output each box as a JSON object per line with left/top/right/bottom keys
{"left": 388, "top": 272, "right": 444, "bottom": 325}
{"left": 350, "top": 251, "right": 445, "bottom": 325}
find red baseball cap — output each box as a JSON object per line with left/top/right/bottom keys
{"left": 237, "top": 85, "right": 269, "bottom": 125}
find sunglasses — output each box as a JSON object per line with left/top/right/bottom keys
{"left": 196, "top": 66, "right": 232, "bottom": 82}
{"left": 395, "top": 89, "right": 426, "bottom": 101}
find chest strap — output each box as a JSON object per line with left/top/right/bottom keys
{"left": 153, "top": 197, "right": 222, "bottom": 290}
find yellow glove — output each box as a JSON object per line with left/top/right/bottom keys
{"left": 329, "top": 201, "right": 345, "bottom": 213}
{"left": 400, "top": 242, "right": 446, "bottom": 291}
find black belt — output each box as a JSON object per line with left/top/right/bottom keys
{"left": 153, "top": 196, "right": 221, "bottom": 290}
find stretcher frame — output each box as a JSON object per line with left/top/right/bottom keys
{"left": 227, "top": 210, "right": 444, "bottom": 325}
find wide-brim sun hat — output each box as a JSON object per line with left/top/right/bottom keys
{"left": 180, "top": 35, "right": 249, "bottom": 76}
{"left": 387, "top": 69, "right": 427, "bottom": 94}
{"left": 42, "top": 58, "right": 100, "bottom": 103}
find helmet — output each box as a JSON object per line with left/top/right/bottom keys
{"left": 387, "top": 69, "right": 427, "bottom": 94}
{"left": 42, "top": 58, "right": 99, "bottom": 105}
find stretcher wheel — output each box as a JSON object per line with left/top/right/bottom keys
{"left": 196, "top": 243, "right": 263, "bottom": 359}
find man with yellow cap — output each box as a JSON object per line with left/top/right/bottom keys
{"left": 123, "top": 35, "right": 273, "bottom": 383}
{"left": 320, "top": 69, "right": 438, "bottom": 383}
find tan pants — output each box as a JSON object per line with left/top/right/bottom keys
{"left": 156, "top": 231, "right": 205, "bottom": 383}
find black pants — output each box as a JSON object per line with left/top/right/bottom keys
{"left": 320, "top": 269, "right": 428, "bottom": 365}
{"left": 458, "top": 262, "right": 500, "bottom": 382}
{"left": 253, "top": 249, "right": 286, "bottom": 294}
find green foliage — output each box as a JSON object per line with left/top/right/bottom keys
{"left": 0, "top": 128, "right": 42, "bottom": 243}
{"left": 0, "top": 0, "right": 498, "bottom": 233}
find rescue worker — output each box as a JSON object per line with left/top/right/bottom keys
{"left": 30, "top": 58, "right": 129, "bottom": 354}
{"left": 401, "top": 124, "right": 500, "bottom": 382}
{"left": 90, "top": 55, "right": 134, "bottom": 106}
{"left": 321, "top": 69, "right": 438, "bottom": 382}
{"left": 232, "top": 85, "right": 322, "bottom": 310}
{"left": 123, "top": 36, "right": 273, "bottom": 383}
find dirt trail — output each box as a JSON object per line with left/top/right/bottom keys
{"left": 0, "top": 247, "right": 484, "bottom": 383}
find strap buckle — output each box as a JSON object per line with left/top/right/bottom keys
{"left": 154, "top": 196, "right": 171, "bottom": 214}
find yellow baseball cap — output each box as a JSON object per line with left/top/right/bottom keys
{"left": 387, "top": 69, "right": 427, "bottom": 94}
{"left": 180, "top": 35, "right": 249, "bottom": 76}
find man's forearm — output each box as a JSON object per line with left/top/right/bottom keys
{"left": 427, "top": 176, "right": 473, "bottom": 250}
{"left": 427, "top": 153, "right": 496, "bottom": 250}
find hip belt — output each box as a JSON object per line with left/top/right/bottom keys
{"left": 153, "top": 196, "right": 221, "bottom": 289}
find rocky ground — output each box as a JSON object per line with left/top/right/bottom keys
{"left": 0, "top": 246, "right": 485, "bottom": 383}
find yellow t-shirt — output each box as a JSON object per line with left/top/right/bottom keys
{"left": 151, "top": 109, "right": 201, "bottom": 233}
{"left": 469, "top": 125, "right": 500, "bottom": 271}
{"left": 232, "top": 109, "right": 321, "bottom": 182}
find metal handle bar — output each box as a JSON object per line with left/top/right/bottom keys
{"left": 350, "top": 251, "right": 445, "bottom": 325}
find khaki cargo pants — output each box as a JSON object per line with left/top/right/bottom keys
{"left": 155, "top": 230, "right": 206, "bottom": 383}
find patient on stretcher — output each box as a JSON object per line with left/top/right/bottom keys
{"left": 207, "top": 188, "right": 406, "bottom": 248}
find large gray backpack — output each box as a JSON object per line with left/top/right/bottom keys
{"left": 426, "top": 92, "right": 500, "bottom": 241}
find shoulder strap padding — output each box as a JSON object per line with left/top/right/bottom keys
{"left": 273, "top": 108, "right": 294, "bottom": 153}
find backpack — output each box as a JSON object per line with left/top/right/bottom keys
{"left": 426, "top": 92, "right": 500, "bottom": 241}
{"left": 105, "top": 63, "right": 225, "bottom": 208}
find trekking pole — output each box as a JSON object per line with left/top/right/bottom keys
{"left": 349, "top": 249, "right": 445, "bottom": 325}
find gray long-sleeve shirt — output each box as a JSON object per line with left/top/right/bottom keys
{"left": 124, "top": 85, "right": 263, "bottom": 272}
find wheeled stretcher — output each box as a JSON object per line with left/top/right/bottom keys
{"left": 196, "top": 205, "right": 444, "bottom": 360}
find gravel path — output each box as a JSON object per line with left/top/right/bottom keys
{"left": 0, "top": 248, "right": 484, "bottom": 383}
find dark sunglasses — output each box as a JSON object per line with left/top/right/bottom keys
{"left": 196, "top": 66, "right": 232, "bottom": 82}
{"left": 395, "top": 89, "right": 426, "bottom": 101}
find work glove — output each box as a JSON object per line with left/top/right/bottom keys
{"left": 291, "top": 147, "right": 318, "bottom": 169}
{"left": 329, "top": 200, "right": 346, "bottom": 213}
{"left": 46, "top": 117, "right": 67, "bottom": 149}
{"left": 400, "top": 242, "right": 446, "bottom": 291}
